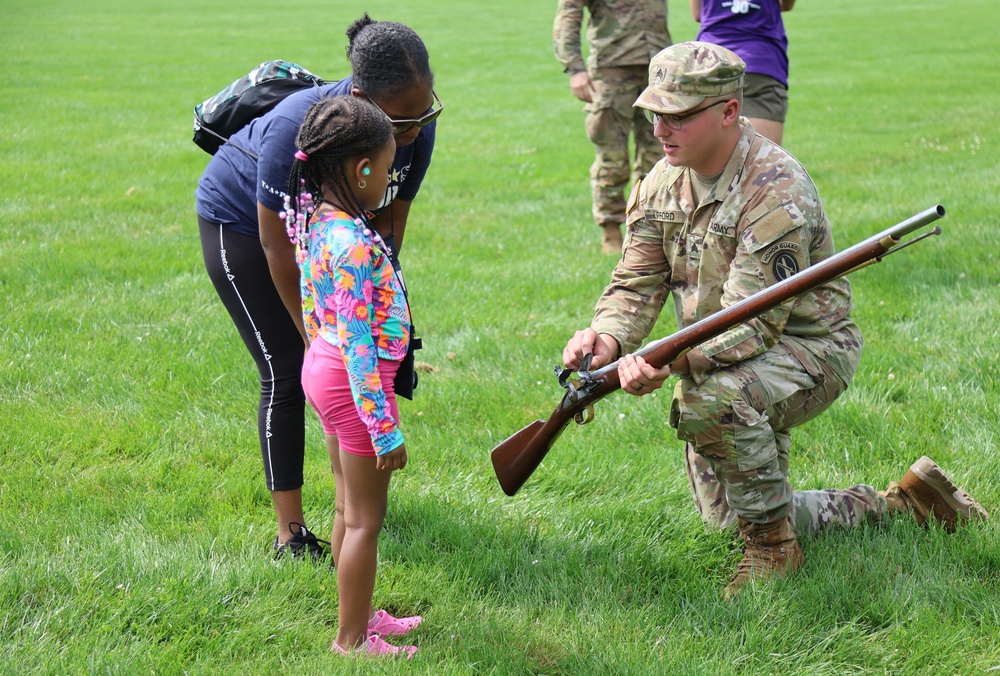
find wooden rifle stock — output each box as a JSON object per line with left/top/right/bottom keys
{"left": 491, "top": 205, "right": 945, "bottom": 496}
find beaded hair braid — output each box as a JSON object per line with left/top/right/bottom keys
{"left": 283, "top": 96, "right": 392, "bottom": 245}
{"left": 346, "top": 13, "right": 434, "bottom": 98}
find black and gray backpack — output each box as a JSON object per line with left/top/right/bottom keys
{"left": 193, "top": 60, "right": 325, "bottom": 158}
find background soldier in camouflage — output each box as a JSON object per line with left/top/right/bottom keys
{"left": 563, "top": 42, "right": 988, "bottom": 598}
{"left": 553, "top": 0, "right": 671, "bottom": 254}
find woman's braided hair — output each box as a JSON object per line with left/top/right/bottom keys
{"left": 283, "top": 96, "right": 392, "bottom": 243}
{"left": 346, "top": 13, "right": 433, "bottom": 98}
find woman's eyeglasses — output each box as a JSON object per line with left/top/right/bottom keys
{"left": 376, "top": 90, "right": 444, "bottom": 135}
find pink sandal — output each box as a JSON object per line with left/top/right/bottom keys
{"left": 367, "top": 609, "right": 423, "bottom": 636}
{"left": 332, "top": 634, "right": 417, "bottom": 659}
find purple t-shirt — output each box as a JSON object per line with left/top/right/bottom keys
{"left": 196, "top": 76, "right": 436, "bottom": 237}
{"left": 697, "top": 0, "right": 789, "bottom": 86}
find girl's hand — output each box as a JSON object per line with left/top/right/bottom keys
{"left": 377, "top": 444, "right": 408, "bottom": 471}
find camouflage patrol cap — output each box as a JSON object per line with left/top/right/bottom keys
{"left": 634, "top": 41, "right": 746, "bottom": 114}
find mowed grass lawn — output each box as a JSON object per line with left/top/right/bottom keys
{"left": 1, "top": 0, "right": 998, "bottom": 673}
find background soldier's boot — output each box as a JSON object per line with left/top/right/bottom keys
{"left": 724, "top": 516, "right": 803, "bottom": 599}
{"left": 601, "top": 224, "right": 623, "bottom": 255}
{"left": 880, "top": 455, "right": 988, "bottom": 532}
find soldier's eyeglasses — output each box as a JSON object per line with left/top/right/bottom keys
{"left": 643, "top": 100, "right": 730, "bottom": 130}
{"left": 373, "top": 90, "right": 444, "bottom": 135}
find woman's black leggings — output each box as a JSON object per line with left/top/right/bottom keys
{"left": 199, "top": 216, "right": 305, "bottom": 491}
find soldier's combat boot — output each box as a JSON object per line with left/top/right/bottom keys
{"left": 601, "top": 224, "right": 623, "bottom": 255}
{"left": 880, "top": 456, "right": 988, "bottom": 532}
{"left": 724, "top": 516, "right": 803, "bottom": 600}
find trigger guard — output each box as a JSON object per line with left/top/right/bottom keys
{"left": 573, "top": 405, "right": 595, "bottom": 425}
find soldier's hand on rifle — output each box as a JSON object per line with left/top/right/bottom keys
{"left": 377, "top": 444, "right": 408, "bottom": 471}
{"left": 563, "top": 328, "right": 619, "bottom": 369}
{"left": 569, "top": 71, "right": 597, "bottom": 103}
{"left": 618, "top": 352, "right": 671, "bottom": 396}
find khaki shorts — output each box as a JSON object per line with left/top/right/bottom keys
{"left": 742, "top": 73, "right": 788, "bottom": 122}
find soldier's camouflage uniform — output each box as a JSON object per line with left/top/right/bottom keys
{"left": 591, "top": 121, "right": 890, "bottom": 536}
{"left": 553, "top": 0, "right": 671, "bottom": 230}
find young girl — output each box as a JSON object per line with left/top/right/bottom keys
{"left": 283, "top": 96, "right": 421, "bottom": 659}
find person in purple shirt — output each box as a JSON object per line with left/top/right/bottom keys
{"left": 691, "top": 0, "right": 795, "bottom": 144}
{"left": 195, "top": 13, "right": 441, "bottom": 559}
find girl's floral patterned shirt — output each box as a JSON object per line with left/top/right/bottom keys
{"left": 298, "top": 210, "right": 411, "bottom": 455}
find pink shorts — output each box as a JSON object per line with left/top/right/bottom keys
{"left": 302, "top": 337, "right": 401, "bottom": 458}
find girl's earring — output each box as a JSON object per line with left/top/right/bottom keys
{"left": 362, "top": 167, "right": 371, "bottom": 176}
{"left": 358, "top": 180, "right": 367, "bottom": 189}
{"left": 359, "top": 165, "right": 370, "bottom": 189}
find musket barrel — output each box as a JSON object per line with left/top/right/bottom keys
{"left": 852, "top": 204, "right": 945, "bottom": 249}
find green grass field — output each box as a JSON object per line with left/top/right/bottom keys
{"left": 2, "top": 0, "right": 998, "bottom": 672}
